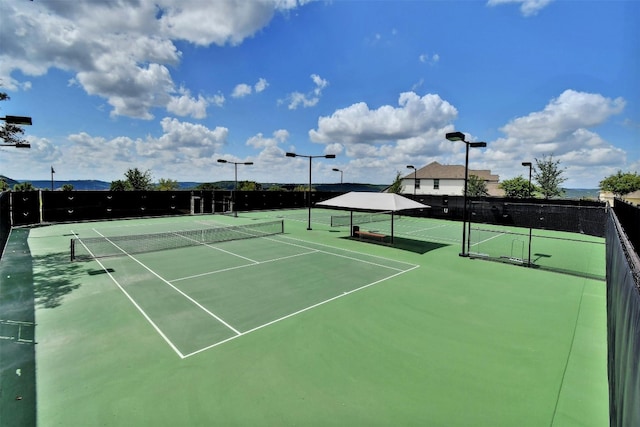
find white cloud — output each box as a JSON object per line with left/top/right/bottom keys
{"left": 486, "top": 0, "right": 554, "bottom": 16}
{"left": 255, "top": 78, "right": 269, "bottom": 93}
{"left": 283, "top": 74, "right": 329, "bottom": 110}
{"left": 309, "top": 92, "right": 458, "bottom": 144}
{"left": 167, "top": 87, "right": 209, "bottom": 118}
{"left": 483, "top": 90, "right": 627, "bottom": 186}
{"left": 232, "top": 83, "right": 253, "bottom": 98}
{"left": 0, "top": 0, "right": 307, "bottom": 118}
{"left": 246, "top": 129, "right": 289, "bottom": 149}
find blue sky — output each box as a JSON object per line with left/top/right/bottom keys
{"left": 1, "top": 0, "right": 638, "bottom": 188}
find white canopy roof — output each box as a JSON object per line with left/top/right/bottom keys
{"left": 316, "top": 192, "right": 430, "bottom": 212}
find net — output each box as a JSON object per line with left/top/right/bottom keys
{"left": 70, "top": 220, "right": 284, "bottom": 261}
{"left": 330, "top": 211, "right": 394, "bottom": 227}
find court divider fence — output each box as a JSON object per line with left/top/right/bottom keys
{"left": 606, "top": 205, "right": 640, "bottom": 427}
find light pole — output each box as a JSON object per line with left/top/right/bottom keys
{"left": 446, "top": 131, "right": 487, "bottom": 257}
{"left": 522, "top": 161, "right": 533, "bottom": 267}
{"left": 332, "top": 168, "right": 343, "bottom": 184}
{"left": 217, "top": 159, "right": 253, "bottom": 217}
{"left": 406, "top": 165, "right": 416, "bottom": 196}
{"left": 286, "top": 152, "right": 336, "bottom": 230}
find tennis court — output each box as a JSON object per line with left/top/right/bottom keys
{"left": 15, "top": 209, "right": 608, "bottom": 425}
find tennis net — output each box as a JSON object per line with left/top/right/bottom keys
{"left": 330, "top": 211, "right": 394, "bottom": 227}
{"left": 70, "top": 220, "right": 284, "bottom": 261}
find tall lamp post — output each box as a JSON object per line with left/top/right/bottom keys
{"left": 286, "top": 152, "right": 336, "bottom": 230}
{"left": 406, "top": 165, "right": 416, "bottom": 196}
{"left": 445, "top": 131, "right": 487, "bottom": 257}
{"left": 332, "top": 168, "right": 343, "bottom": 184}
{"left": 217, "top": 159, "right": 253, "bottom": 217}
{"left": 522, "top": 161, "right": 533, "bottom": 267}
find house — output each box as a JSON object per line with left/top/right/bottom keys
{"left": 401, "top": 161, "right": 502, "bottom": 196}
{"left": 599, "top": 190, "right": 640, "bottom": 207}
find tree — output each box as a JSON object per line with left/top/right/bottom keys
{"left": 387, "top": 172, "right": 402, "bottom": 194}
{"left": 599, "top": 171, "right": 640, "bottom": 197}
{"left": 237, "top": 181, "right": 262, "bottom": 191}
{"left": 156, "top": 178, "right": 180, "bottom": 191}
{"left": 0, "top": 92, "right": 28, "bottom": 146}
{"left": 499, "top": 176, "right": 536, "bottom": 198}
{"left": 124, "top": 168, "right": 154, "bottom": 190}
{"left": 0, "top": 178, "right": 8, "bottom": 191}
{"left": 534, "top": 154, "right": 566, "bottom": 199}
{"left": 466, "top": 174, "right": 488, "bottom": 197}
{"left": 62, "top": 184, "right": 74, "bottom": 191}
{"left": 293, "top": 185, "right": 313, "bottom": 192}
{"left": 194, "top": 183, "right": 221, "bottom": 191}
{"left": 110, "top": 180, "right": 130, "bottom": 191}
{"left": 13, "top": 182, "right": 36, "bottom": 191}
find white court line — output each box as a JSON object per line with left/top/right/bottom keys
{"left": 71, "top": 231, "right": 185, "bottom": 359}
{"left": 267, "top": 235, "right": 417, "bottom": 272}
{"left": 93, "top": 230, "right": 242, "bottom": 337}
{"left": 173, "top": 232, "right": 259, "bottom": 264}
{"left": 81, "top": 228, "right": 419, "bottom": 359}
{"left": 171, "top": 250, "right": 319, "bottom": 282}
{"left": 469, "top": 230, "right": 507, "bottom": 247}
{"left": 182, "top": 263, "right": 420, "bottom": 358}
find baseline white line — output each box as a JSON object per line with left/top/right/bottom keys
{"left": 182, "top": 263, "right": 420, "bottom": 358}
{"left": 171, "top": 249, "right": 319, "bottom": 282}
{"left": 93, "top": 230, "right": 242, "bottom": 336}
{"left": 71, "top": 231, "right": 185, "bottom": 359}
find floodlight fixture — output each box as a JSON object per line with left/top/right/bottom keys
{"left": 1, "top": 116, "right": 32, "bottom": 126}
{"left": 445, "top": 131, "right": 465, "bottom": 142}
{"left": 332, "top": 168, "right": 343, "bottom": 184}
{"left": 445, "top": 130, "right": 488, "bottom": 257}
{"left": 407, "top": 165, "right": 417, "bottom": 196}
{"left": 216, "top": 158, "right": 254, "bottom": 217}
{"left": 285, "top": 151, "right": 337, "bottom": 230}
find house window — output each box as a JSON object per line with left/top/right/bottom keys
{"left": 433, "top": 179, "right": 439, "bottom": 190}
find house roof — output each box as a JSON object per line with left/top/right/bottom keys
{"left": 404, "top": 161, "right": 499, "bottom": 182}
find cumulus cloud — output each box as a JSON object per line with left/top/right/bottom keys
{"left": 486, "top": 0, "right": 554, "bottom": 16}
{"left": 59, "top": 118, "right": 229, "bottom": 179}
{"left": 232, "top": 78, "right": 269, "bottom": 98}
{"left": 0, "top": 1, "right": 306, "bottom": 117}
{"left": 485, "top": 90, "right": 627, "bottom": 186}
{"left": 232, "top": 83, "right": 253, "bottom": 98}
{"left": 282, "top": 74, "right": 329, "bottom": 110}
{"left": 167, "top": 87, "right": 209, "bottom": 118}
{"left": 309, "top": 92, "right": 458, "bottom": 144}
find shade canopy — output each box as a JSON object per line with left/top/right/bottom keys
{"left": 317, "top": 192, "right": 429, "bottom": 212}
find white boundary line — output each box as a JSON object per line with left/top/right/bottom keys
{"left": 93, "top": 230, "right": 242, "bottom": 337}
{"left": 71, "top": 231, "right": 186, "bottom": 359}
{"left": 182, "top": 263, "right": 420, "bottom": 358}
{"left": 83, "top": 228, "right": 420, "bottom": 359}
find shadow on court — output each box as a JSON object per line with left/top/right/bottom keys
{"left": 345, "top": 235, "right": 449, "bottom": 254}
{"left": 32, "top": 253, "right": 82, "bottom": 309}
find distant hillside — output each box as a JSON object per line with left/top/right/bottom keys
{"left": 12, "top": 179, "right": 387, "bottom": 192}
{"left": 5, "top": 177, "right": 598, "bottom": 199}
{"left": 563, "top": 188, "right": 600, "bottom": 200}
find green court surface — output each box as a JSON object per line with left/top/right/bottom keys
{"left": 18, "top": 210, "right": 607, "bottom": 425}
